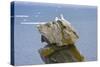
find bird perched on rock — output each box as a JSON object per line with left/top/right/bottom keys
{"left": 37, "top": 15, "right": 84, "bottom": 63}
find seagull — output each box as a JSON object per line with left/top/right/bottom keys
{"left": 55, "top": 17, "right": 59, "bottom": 21}
{"left": 60, "top": 14, "right": 65, "bottom": 20}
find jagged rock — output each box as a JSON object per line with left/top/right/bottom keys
{"left": 37, "top": 15, "right": 84, "bottom": 63}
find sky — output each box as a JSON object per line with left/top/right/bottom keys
{"left": 12, "top": 1, "right": 97, "bottom": 65}
{"left": 11, "top": 0, "right": 98, "bottom": 6}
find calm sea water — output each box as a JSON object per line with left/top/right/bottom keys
{"left": 13, "top": 1, "right": 97, "bottom": 65}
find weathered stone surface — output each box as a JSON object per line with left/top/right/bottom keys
{"left": 37, "top": 15, "right": 84, "bottom": 63}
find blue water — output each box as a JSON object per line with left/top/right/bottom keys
{"left": 13, "top": 1, "right": 97, "bottom": 65}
